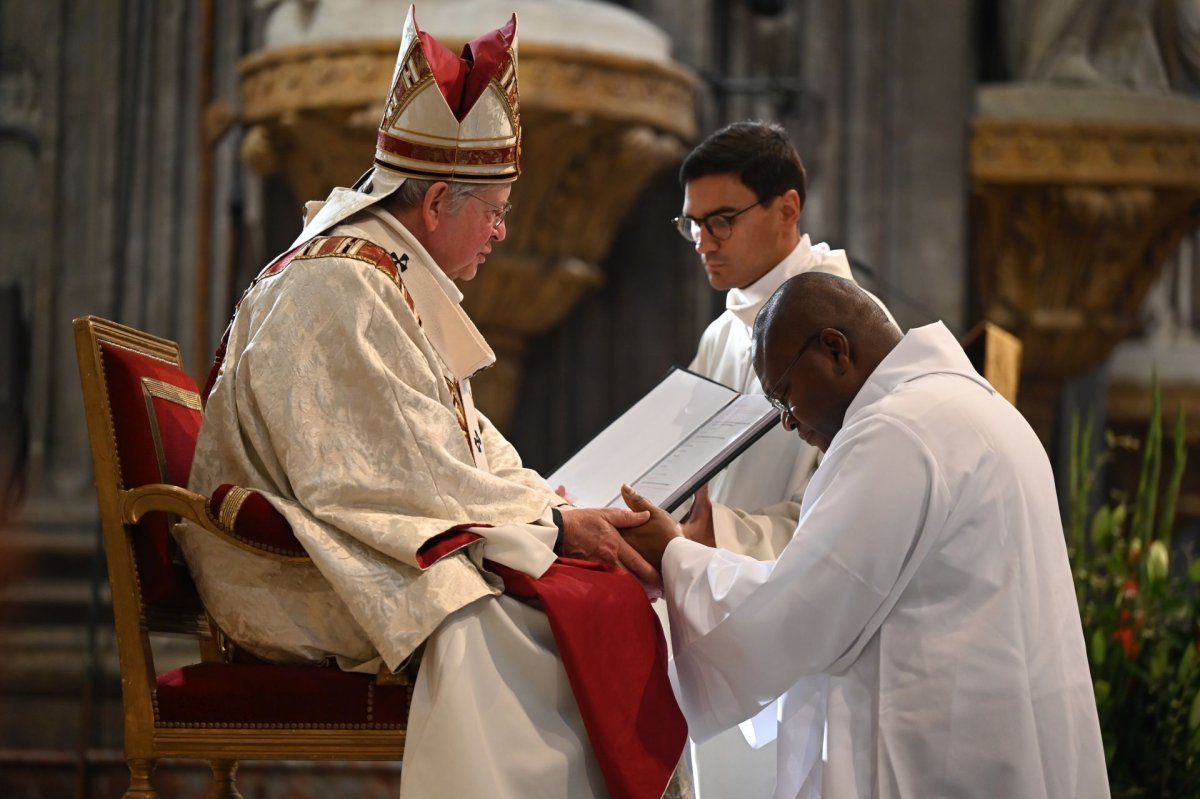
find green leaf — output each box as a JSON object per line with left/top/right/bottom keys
{"left": 1067, "top": 411, "right": 1096, "bottom": 554}
{"left": 1190, "top": 687, "right": 1200, "bottom": 733}
{"left": 1090, "top": 505, "right": 1114, "bottom": 552}
{"left": 1157, "top": 403, "right": 1188, "bottom": 548}
{"left": 1189, "top": 558, "right": 1200, "bottom": 584}
{"left": 1151, "top": 644, "right": 1170, "bottom": 681}
{"left": 1130, "top": 373, "right": 1163, "bottom": 541}
{"left": 1094, "top": 678, "right": 1111, "bottom": 708}
{"left": 1069, "top": 413, "right": 1084, "bottom": 551}
{"left": 1180, "top": 644, "right": 1197, "bottom": 683}
{"left": 1091, "top": 627, "right": 1108, "bottom": 667}
{"left": 1111, "top": 503, "right": 1128, "bottom": 535}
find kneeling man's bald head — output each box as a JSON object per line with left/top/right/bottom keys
{"left": 752, "top": 273, "right": 901, "bottom": 451}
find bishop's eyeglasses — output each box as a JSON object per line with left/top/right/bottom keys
{"left": 467, "top": 192, "right": 513, "bottom": 229}
{"left": 671, "top": 200, "right": 763, "bottom": 243}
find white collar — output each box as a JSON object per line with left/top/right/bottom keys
{"left": 843, "top": 322, "right": 993, "bottom": 424}
{"left": 334, "top": 207, "right": 496, "bottom": 381}
{"left": 726, "top": 235, "right": 852, "bottom": 326}
{"left": 286, "top": 170, "right": 408, "bottom": 253}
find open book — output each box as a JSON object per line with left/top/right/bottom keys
{"left": 546, "top": 368, "right": 779, "bottom": 512}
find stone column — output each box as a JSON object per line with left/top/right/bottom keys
{"left": 971, "top": 87, "right": 1200, "bottom": 445}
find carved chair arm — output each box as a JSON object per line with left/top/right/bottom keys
{"left": 119, "top": 483, "right": 311, "bottom": 564}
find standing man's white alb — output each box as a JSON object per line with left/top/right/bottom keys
{"left": 672, "top": 121, "right": 895, "bottom": 794}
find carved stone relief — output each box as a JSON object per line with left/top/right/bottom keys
{"left": 971, "top": 101, "right": 1200, "bottom": 443}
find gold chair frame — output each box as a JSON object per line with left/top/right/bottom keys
{"left": 73, "top": 316, "right": 407, "bottom": 799}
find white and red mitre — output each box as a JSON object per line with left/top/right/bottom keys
{"left": 286, "top": 5, "right": 521, "bottom": 249}
{"left": 376, "top": 5, "right": 521, "bottom": 182}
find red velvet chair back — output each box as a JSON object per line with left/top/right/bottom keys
{"left": 89, "top": 322, "right": 206, "bottom": 615}
{"left": 75, "top": 317, "right": 409, "bottom": 799}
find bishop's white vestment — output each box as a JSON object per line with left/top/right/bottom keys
{"left": 178, "top": 199, "right": 613, "bottom": 798}
{"left": 664, "top": 322, "right": 1109, "bottom": 799}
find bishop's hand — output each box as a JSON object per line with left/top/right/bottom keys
{"left": 558, "top": 505, "right": 660, "bottom": 589}
{"left": 619, "top": 484, "right": 682, "bottom": 573}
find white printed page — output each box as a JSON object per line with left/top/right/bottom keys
{"left": 547, "top": 369, "right": 738, "bottom": 509}
{"left": 623, "top": 393, "right": 776, "bottom": 510}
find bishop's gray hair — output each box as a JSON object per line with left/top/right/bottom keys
{"left": 389, "top": 178, "right": 479, "bottom": 212}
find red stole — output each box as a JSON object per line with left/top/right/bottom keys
{"left": 418, "top": 532, "right": 687, "bottom": 797}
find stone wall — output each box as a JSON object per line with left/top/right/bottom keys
{"left": 510, "top": 0, "right": 974, "bottom": 472}
{"left": 0, "top": 0, "right": 977, "bottom": 794}
{"left": 0, "top": 0, "right": 249, "bottom": 782}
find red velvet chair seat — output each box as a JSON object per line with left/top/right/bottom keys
{"left": 155, "top": 663, "right": 411, "bottom": 727}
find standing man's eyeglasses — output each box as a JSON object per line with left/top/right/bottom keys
{"left": 671, "top": 200, "right": 763, "bottom": 243}
{"left": 466, "top": 193, "right": 513, "bottom": 228}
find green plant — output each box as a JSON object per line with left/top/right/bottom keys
{"left": 1067, "top": 378, "right": 1199, "bottom": 798}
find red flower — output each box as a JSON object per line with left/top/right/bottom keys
{"left": 1112, "top": 607, "right": 1144, "bottom": 659}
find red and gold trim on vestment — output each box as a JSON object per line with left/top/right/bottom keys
{"left": 445, "top": 376, "right": 474, "bottom": 457}
{"left": 202, "top": 235, "right": 420, "bottom": 403}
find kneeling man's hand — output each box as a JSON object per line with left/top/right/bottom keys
{"left": 619, "top": 485, "right": 682, "bottom": 573}
{"left": 558, "top": 506, "right": 660, "bottom": 589}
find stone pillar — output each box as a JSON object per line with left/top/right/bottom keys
{"left": 971, "top": 87, "right": 1200, "bottom": 446}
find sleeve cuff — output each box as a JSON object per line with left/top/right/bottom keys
{"left": 551, "top": 506, "right": 565, "bottom": 555}
{"left": 661, "top": 536, "right": 704, "bottom": 584}
{"left": 709, "top": 501, "right": 741, "bottom": 550}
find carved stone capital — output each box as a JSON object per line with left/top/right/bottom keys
{"left": 238, "top": 40, "right": 696, "bottom": 202}
{"left": 971, "top": 112, "right": 1200, "bottom": 444}
{"left": 972, "top": 181, "right": 1200, "bottom": 381}
{"left": 971, "top": 118, "right": 1200, "bottom": 187}
{"left": 464, "top": 254, "right": 604, "bottom": 428}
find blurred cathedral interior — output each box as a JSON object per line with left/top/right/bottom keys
{"left": 1, "top": 0, "right": 1197, "bottom": 796}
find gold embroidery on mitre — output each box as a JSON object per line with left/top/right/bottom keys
{"left": 374, "top": 7, "right": 521, "bottom": 181}
{"left": 383, "top": 37, "right": 431, "bottom": 130}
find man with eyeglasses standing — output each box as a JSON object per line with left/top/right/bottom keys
{"left": 669, "top": 121, "right": 894, "bottom": 796}
{"left": 674, "top": 121, "right": 894, "bottom": 560}
{"left": 181, "top": 8, "right": 684, "bottom": 798}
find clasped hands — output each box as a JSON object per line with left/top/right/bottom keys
{"left": 557, "top": 484, "right": 715, "bottom": 593}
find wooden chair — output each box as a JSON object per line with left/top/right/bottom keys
{"left": 73, "top": 316, "right": 410, "bottom": 799}
{"left": 961, "top": 320, "right": 1023, "bottom": 405}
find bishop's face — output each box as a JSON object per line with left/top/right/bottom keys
{"left": 427, "top": 183, "right": 512, "bottom": 281}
